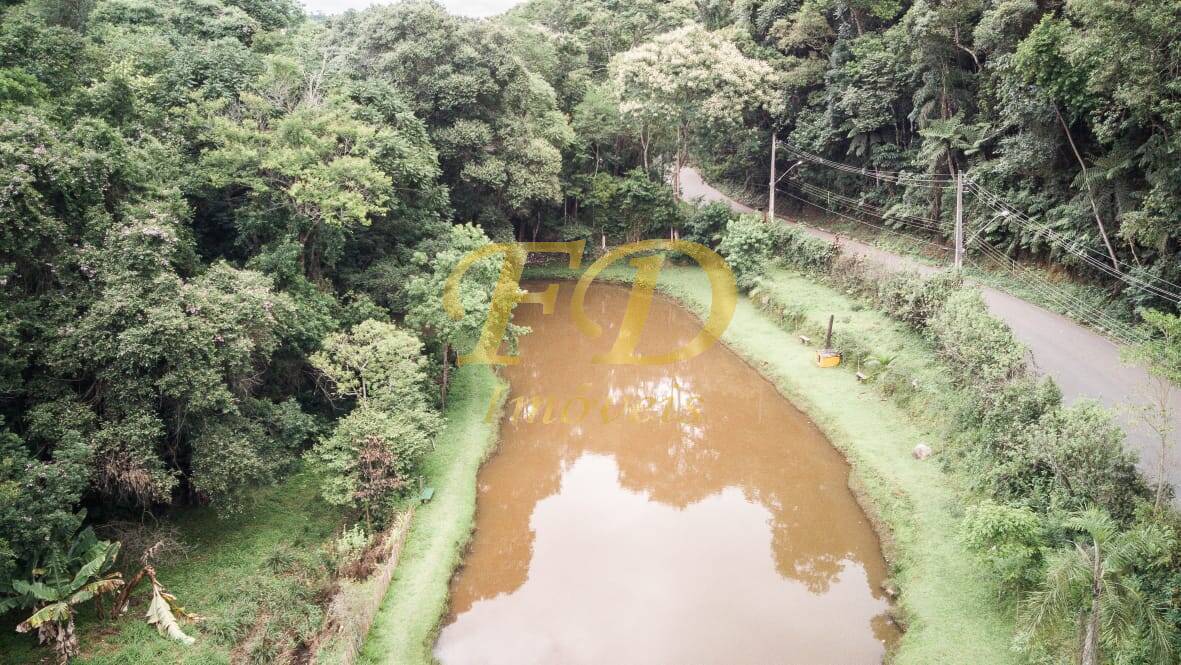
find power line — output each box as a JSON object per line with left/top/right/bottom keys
{"left": 780, "top": 142, "right": 955, "bottom": 182}
{"left": 968, "top": 182, "right": 1181, "bottom": 304}
{"left": 747, "top": 174, "right": 948, "bottom": 232}
{"left": 973, "top": 246, "right": 1141, "bottom": 347}
{"left": 771, "top": 143, "right": 1181, "bottom": 303}
{"left": 790, "top": 180, "right": 945, "bottom": 233}
{"left": 972, "top": 240, "right": 1145, "bottom": 346}
{"left": 779, "top": 143, "right": 955, "bottom": 187}
{"left": 775, "top": 186, "right": 950, "bottom": 251}
{"left": 969, "top": 181, "right": 1180, "bottom": 299}
{"left": 776, "top": 175, "right": 1144, "bottom": 345}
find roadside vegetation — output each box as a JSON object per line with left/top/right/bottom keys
{"left": 702, "top": 176, "right": 1142, "bottom": 340}
{"left": 691, "top": 0, "right": 1181, "bottom": 330}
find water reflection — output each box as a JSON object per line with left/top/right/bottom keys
{"left": 435, "top": 282, "right": 898, "bottom": 664}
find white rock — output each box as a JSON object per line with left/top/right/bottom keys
{"left": 912, "top": 443, "right": 933, "bottom": 460}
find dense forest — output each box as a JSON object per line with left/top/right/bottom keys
{"left": 3, "top": 0, "right": 1181, "bottom": 663}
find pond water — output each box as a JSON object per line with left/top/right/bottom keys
{"left": 434, "top": 282, "right": 899, "bottom": 664}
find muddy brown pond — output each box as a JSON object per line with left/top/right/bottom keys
{"left": 434, "top": 282, "right": 899, "bottom": 664}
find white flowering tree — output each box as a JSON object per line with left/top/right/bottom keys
{"left": 609, "top": 25, "right": 782, "bottom": 201}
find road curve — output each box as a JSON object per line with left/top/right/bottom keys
{"left": 680, "top": 166, "right": 1181, "bottom": 495}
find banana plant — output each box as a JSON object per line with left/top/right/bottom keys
{"left": 7, "top": 527, "right": 123, "bottom": 664}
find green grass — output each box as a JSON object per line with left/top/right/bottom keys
{"left": 528, "top": 261, "right": 1017, "bottom": 664}
{"left": 1, "top": 471, "right": 343, "bottom": 665}
{"left": 357, "top": 365, "right": 505, "bottom": 665}
{"left": 754, "top": 267, "right": 956, "bottom": 417}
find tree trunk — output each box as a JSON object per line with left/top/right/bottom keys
{"left": 1055, "top": 106, "right": 1120, "bottom": 272}
{"left": 640, "top": 127, "right": 651, "bottom": 172}
{"left": 1157, "top": 442, "right": 1167, "bottom": 513}
{"left": 768, "top": 132, "right": 777, "bottom": 221}
{"left": 441, "top": 343, "right": 450, "bottom": 407}
{"left": 930, "top": 184, "right": 943, "bottom": 225}
{"left": 672, "top": 123, "right": 685, "bottom": 205}
{"left": 301, "top": 223, "right": 321, "bottom": 281}
{"left": 1081, "top": 542, "right": 1102, "bottom": 665}
{"left": 112, "top": 566, "right": 150, "bottom": 616}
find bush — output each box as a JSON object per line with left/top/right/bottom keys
{"left": 683, "top": 201, "right": 736, "bottom": 247}
{"left": 961, "top": 500, "right": 1046, "bottom": 594}
{"left": 927, "top": 288, "right": 1027, "bottom": 388}
{"left": 749, "top": 287, "right": 807, "bottom": 330}
{"left": 875, "top": 270, "right": 961, "bottom": 328}
{"left": 772, "top": 223, "right": 839, "bottom": 273}
{"left": 718, "top": 213, "right": 777, "bottom": 290}
{"left": 1008, "top": 402, "right": 1148, "bottom": 520}
{"left": 950, "top": 377, "right": 1062, "bottom": 485}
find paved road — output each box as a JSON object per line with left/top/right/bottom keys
{"left": 680, "top": 167, "right": 1181, "bottom": 494}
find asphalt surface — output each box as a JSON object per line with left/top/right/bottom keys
{"left": 680, "top": 166, "right": 1181, "bottom": 495}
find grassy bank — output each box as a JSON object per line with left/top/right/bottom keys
{"left": 357, "top": 365, "right": 505, "bottom": 665}
{"left": 529, "top": 262, "right": 1016, "bottom": 664}
{"left": 1, "top": 472, "right": 343, "bottom": 665}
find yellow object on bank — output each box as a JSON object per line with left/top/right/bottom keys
{"left": 816, "top": 350, "right": 841, "bottom": 368}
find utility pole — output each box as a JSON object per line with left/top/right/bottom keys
{"left": 954, "top": 171, "right": 964, "bottom": 270}
{"left": 767, "top": 131, "right": 777, "bottom": 222}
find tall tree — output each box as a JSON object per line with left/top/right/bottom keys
{"left": 609, "top": 24, "right": 779, "bottom": 202}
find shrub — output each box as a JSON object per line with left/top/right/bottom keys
{"left": 772, "top": 223, "right": 839, "bottom": 273}
{"left": 307, "top": 321, "right": 441, "bottom": 523}
{"left": 718, "top": 213, "right": 777, "bottom": 290}
{"left": 328, "top": 524, "right": 372, "bottom": 575}
{"left": 749, "top": 287, "right": 807, "bottom": 330}
{"left": 875, "top": 270, "right": 961, "bottom": 328}
{"left": 927, "top": 288, "right": 1027, "bottom": 388}
{"left": 311, "top": 406, "right": 438, "bottom": 520}
{"left": 962, "top": 500, "right": 1046, "bottom": 594}
{"left": 683, "top": 201, "right": 736, "bottom": 247}
{"left": 951, "top": 376, "right": 1062, "bottom": 469}
{"left": 971, "top": 400, "right": 1148, "bottom": 521}
{"left": 1013, "top": 402, "right": 1148, "bottom": 520}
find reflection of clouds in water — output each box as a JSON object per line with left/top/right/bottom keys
{"left": 439, "top": 282, "right": 898, "bottom": 662}
{"left": 437, "top": 455, "right": 895, "bottom": 665}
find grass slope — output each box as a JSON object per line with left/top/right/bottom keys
{"left": 529, "top": 262, "right": 1016, "bottom": 664}
{"left": 357, "top": 365, "right": 504, "bottom": 665}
